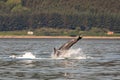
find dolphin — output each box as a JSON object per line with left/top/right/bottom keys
{"left": 53, "top": 36, "right": 82, "bottom": 58}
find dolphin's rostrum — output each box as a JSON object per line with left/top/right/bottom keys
{"left": 53, "top": 36, "right": 82, "bottom": 57}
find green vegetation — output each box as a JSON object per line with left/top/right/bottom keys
{"left": 0, "top": 30, "right": 27, "bottom": 36}
{"left": 0, "top": 28, "right": 120, "bottom": 36}
{"left": 0, "top": 0, "right": 120, "bottom": 36}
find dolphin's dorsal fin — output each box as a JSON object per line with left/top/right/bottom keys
{"left": 58, "top": 36, "right": 82, "bottom": 50}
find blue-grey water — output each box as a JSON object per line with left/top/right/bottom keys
{"left": 0, "top": 38, "right": 120, "bottom": 80}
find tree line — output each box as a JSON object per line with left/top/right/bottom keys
{"left": 0, "top": 0, "right": 120, "bottom": 32}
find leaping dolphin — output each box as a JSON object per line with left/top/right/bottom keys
{"left": 53, "top": 36, "right": 82, "bottom": 58}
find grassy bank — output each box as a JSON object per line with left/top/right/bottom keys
{"left": 0, "top": 28, "right": 120, "bottom": 37}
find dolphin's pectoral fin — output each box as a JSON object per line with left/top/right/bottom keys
{"left": 53, "top": 48, "right": 61, "bottom": 56}
{"left": 54, "top": 47, "right": 56, "bottom": 52}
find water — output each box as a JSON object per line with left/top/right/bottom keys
{"left": 0, "top": 38, "right": 120, "bottom": 80}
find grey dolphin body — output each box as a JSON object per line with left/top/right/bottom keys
{"left": 53, "top": 36, "right": 82, "bottom": 57}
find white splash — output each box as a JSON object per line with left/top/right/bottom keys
{"left": 20, "top": 52, "right": 36, "bottom": 59}
{"left": 9, "top": 52, "right": 36, "bottom": 59}
{"left": 52, "top": 48, "right": 93, "bottom": 59}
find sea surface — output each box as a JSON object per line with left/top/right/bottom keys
{"left": 0, "top": 38, "right": 120, "bottom": 80}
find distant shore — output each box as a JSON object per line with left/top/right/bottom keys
{"left": 0, "top": 35, "right": 120, "bottom": 39}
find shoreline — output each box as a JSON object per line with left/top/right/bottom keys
{"left": 0, "top": 35, "right": 120, "bottom": 39}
